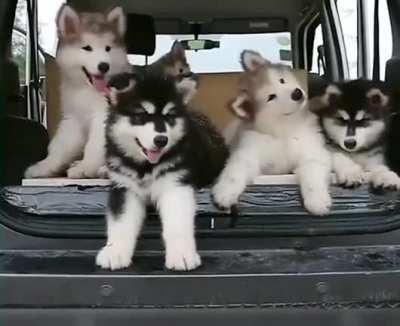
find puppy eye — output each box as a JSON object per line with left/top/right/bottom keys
{"left": 166, "top": 109, "right": 178, "bottom": 116}
{"left": 81, "top": 45, "right": 93, "bottom": 52}
{"left": 105, "top": 46, "right": 111, "bottom": 52}
{"left": 134, "top": 107, "right": 147, "bottom": 115}
{"left": 267, "top": 94, "right": 277, "bottom": 102}
{"left": 335, "top": 117, "right": 347, "bottom": 124}
{"left": 279, "top": 78, "right": 285, "bottom": 84}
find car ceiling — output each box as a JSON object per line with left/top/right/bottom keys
{"left": 69, "top": 0, "right": 320, "bottom": 28}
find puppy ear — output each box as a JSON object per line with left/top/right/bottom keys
{"left": 367, "top": 88, "right": 390, "bottom": 108}
{"left": 176, "top": 75, "right": 198, "bottom": 104}
{"left": 107, "top": 6, "right": 127, "bottom": 37}
{"left": 240, "top": 50, "right": 269, "bottom": 72}
{"left": 108, "top": 73, "right": 137, "bottom": 106}
{"left": 229, "top": 93, "right": 254, "bottom": 120}
{"left": 309, "top": 84, "right": 342, "bottom": 113}
{"left": 171, "top": 41, "right": 186, "bottom": 60}
{"left": 56, "top": 5, "right": 80, "bottom": 40}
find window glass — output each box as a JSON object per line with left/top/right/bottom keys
{"left": 336, "top": 0, "right": 358, "bottom": 78}
{"left": 364, "top": 0, "right": 392, "bottom": 80}
{"left": 38, "top": 0, "right": 66, "bottom": 56}
{"left": 12, "top": 0, "right": 28, "bottom": 83}
{"left": 311, "top": 24, "right": 324, "bottom": 74}
{"left": 129, "top": 33, "right": 292, "bottom": 73}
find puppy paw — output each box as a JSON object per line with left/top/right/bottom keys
{"left": 371, "top": 170, "right": 400, "bottom": 190}
{"left": 24, "top": 160, "right": 59, "bottom": 178}
{"left": 67, "top": 160, "right": 101, "bottom": 179}
{"left": 165, "top": 248, "right": 202, "bottom": 271}
{"left": 97, "top": 165, "right": 109, "bottom": 178}
{"left": 336, "top": 165, "right": 365, "bottom": 188}
{"left": 303, "top": 191, "right": 332, "bottom": 216}
{"left": 211, "top": 179, "right": 242, "bottom": 212}
{"left": 96, "top": 243, "right": 133, "bottom": 270}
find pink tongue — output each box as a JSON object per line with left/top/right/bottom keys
{"left": 92, "top": 76, "right": 110, "bottom": 95}
{"left": 146, "top": 150, "right": 162, "bottom": 164}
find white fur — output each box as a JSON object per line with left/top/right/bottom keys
{"left": 215, "top": 61, "right": 332, "bottom": 215}
{"left": 323, "top": 117, "right": 385, "bottom": 153}
{"left": 96, "top": 190, "right": 146, "bottom": 270}
{"left": 241, "top": 50, "right": 268, "bottom": 71}
{"left": 110, "top": 116, "right": 185, "bottom": 164}
{"left": 97, "top": 169, "right": 201, "bottom": 271}
{"left": 25, "top": 9, "right": 130, "bottom": 178}
{"left": 367, "top": 88, "right": 389, "bottom": 107}
{"left": 106, "top": 7, "right": 127, "bottom": 37}
{"left": 331, "top": 146, "right": 400, "bottom": 189}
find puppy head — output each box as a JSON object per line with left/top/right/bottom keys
{"left": 56, "top": 5, "right": 128, "bottom": 94}
{"left": 229, "top": 50, "right": 307, "bottom": 121}
{"left": 107, "top": 72, "right": 187, "bottom": 164}
{"left": 312, "top": 80, "right": 392, "bottom": 152}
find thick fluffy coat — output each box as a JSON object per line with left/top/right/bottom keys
{"left": 213, "top": 50, "right": 332, "bottom": 215}
{"left": 96, "top": 72, "right": 228, "bottom": 270}
{"left": 310, "top": 79, "right": 400, "bottom": 189}
{"left": 25, "top": 5, "right": 130, "bottom": 179}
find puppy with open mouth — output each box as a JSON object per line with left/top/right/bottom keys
{"left": 96, "top": 72, "right": 228, "bottom": 271}
{"left": 25, "top": 5, "right": 130, "bottom": 179}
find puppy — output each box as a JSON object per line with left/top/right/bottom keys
{"left": 213, "top": 50, "right": 332, "bottom": 216}
{"left": 310, "top": 79, "right": 400, "bottom": 189}
{"left": 96, "top": 72, "right": 228, "bottom": 270}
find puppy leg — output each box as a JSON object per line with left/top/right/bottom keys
{"left": 332, "top": 152, "right": 365, "bottom": 187}
{"left": 96, "top": 188, "right": 146, "bottom": 270}
{"left": 67, "top": 111, "right": 107, "bottom": 178}
{"left": 212, "top": 131, "right": 263, "bottom": 210}
{"left": 296, "top": 159, "right": 332, "bottom": 216}
{"left": 25, "top": 117, "right": 85, "bottom": 178}
{"left": 367, "top": 163, "right": 400, "bottom": 190}
{"left": 157, "top": 185, "right": 201, "bottom": 271}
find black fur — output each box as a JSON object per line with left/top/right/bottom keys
{"left": 105, "top": 72, "right": 228, "bottom": 189}
{"left": 386, "top": 88, "right": 400, "bottom": 174}
{"left": 108, "top": 186, "right": 126, "bottom": 217}
{"left": 317, "top": 79, "right": 393, "bottom": 153}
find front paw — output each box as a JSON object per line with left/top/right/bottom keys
{"left": 211, "top": 179, "right": 242, "bottom": 212}
{"left": 371, "top": 170, "right": 400, "bottom": 190}
{"left": 96, "top": 243, "right": 133, "bottom": 270}
{"left": 165, "top": 248, "right": 202, "bottom": 271}
{"left": 67, "top": 160, "right": 101, "bottom": 179}
{"left": 303, "top": 191, "right": 332, "bottom": 216}
{"left": 335, "top": 165, "right": 365, "bottom": 188}
{"left": 24, "top": 160, "right": 60, "bottom": 178}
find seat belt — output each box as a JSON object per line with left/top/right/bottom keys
{"left": 372, "top": 0, "right": 380, "bottom": 80}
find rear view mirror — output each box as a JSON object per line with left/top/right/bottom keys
{"left": 180, "top": 39, "right": 220, "bottom": 51}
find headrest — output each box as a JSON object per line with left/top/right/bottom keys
{"left": 125, "top": 13, "right": 155, "bottom": 56}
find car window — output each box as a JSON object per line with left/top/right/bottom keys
{"left": 310, "top": 24, "right": 324, "bottom": 75}
{"left": 336, "top": 0, "right": 358, "bottom": 79}
{"left": 129, "top": 33, "right": 292, "bottom": 73}
{"left": 364, "top": 0, "right": 392, "bottom": 80}
{"left": 11, "top": 0, "right": 28, "bottom": 83}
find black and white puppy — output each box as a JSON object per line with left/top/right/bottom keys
{"left": 96, "top": 72, "right": 228, "bottom": 271}
{"left": 311, "top": 79, "right": 400, "bottom": 189}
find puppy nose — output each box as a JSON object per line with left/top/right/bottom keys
{"left": 291, "top": 88, "right": 303, "bottom": 101}
{"left": 98, "top": 62, "right": 110, "bottom": 74}
{"left": 344, "top": 139, "right": 357, "bottom": 150}
{"left": 154, "top": 135, "right": 168, "bottom": 149}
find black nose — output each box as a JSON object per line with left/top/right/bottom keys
{"left": 154, "top": 135, "right": 168, "bottom": 149}
{"left": 98, "top": 62, "right": 110, "bottom": 74}
{"left": 291, "top": 88, "right": 303, "bottom": 101}
{"left": 344, "top": 139, "right": 357, "bottom": 150}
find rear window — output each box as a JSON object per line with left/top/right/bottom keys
{"left": 128, "top": 33, "right": 292, "bottom": 73}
